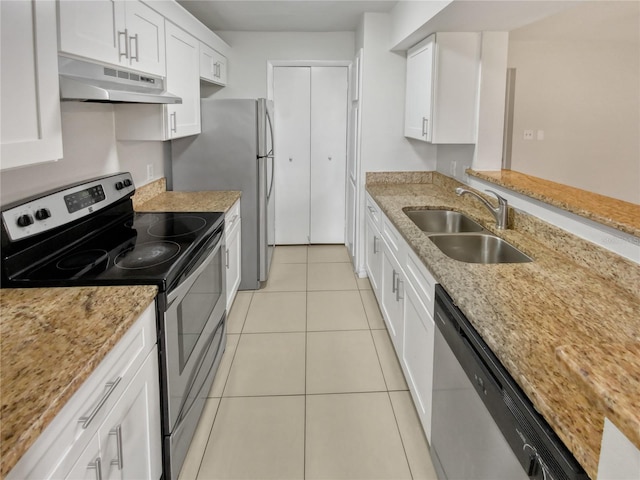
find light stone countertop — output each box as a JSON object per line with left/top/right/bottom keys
{"left": 0, "top": 286, "right": 158, "bottom": 478}
{"left": 366, "top": 174, "right": 640, "bottom": 479}
{"left": 467, "top": 169, "right": 640, "bottom": 238}
{"left": 136, "top": 190, "right": 241, "bottom": 213}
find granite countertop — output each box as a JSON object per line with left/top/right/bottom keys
{"left": 366, "top": 177, "right": 640, "bottom": 478}
{"left": 136, "top": 190, "right": 241, "bottom": 213}
{"left": 0, "top": 286, "right": 158, "bottom": 478}
{"left": 467, "top": 169, "right": 640, "bottom": 238}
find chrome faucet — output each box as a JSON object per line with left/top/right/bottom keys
{"left": 455, "top": 187, "right": 509, "bottom": 229}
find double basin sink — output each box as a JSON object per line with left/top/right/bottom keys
{"left": 404, "top": 209, "right": 532, "bottom": 264}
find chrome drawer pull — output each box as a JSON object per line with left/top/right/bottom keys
{"left": 88, "top": 457, "right": 103, "bottom": 480}
{"left": 129, "top": 33, "right": 139, "bottom": 62}
{"left": 118, "top": 30, "right": 129, "bottom": 60}
{"left": 392, "top": 269, "right": 398, "bottom": 293}
{"left": 373, "top": 235, "right": 379, "bottom": 254}
{"left": 110, "top": 425, "right": 124, "bottom": 470}
{"left": 79, "top": 377, "right": 122, "bottom": 429}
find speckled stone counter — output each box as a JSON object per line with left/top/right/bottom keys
{"left": 0, "top": 286, "right": 157, "bottom": 478}
{"left": 467, "top": 169, "right": 640, "bottom": 238}
{"left": 136, "top": 190, "right": 241, "bottom": 213}
{"left": 556, "top": 343, "right": 640, "bottom": 450}
{"left": 366, "top": 174, "right": 640, "bottom": 478}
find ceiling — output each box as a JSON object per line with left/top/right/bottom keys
{"left": 177, "top": 0, "right": 398, "bottom": 32}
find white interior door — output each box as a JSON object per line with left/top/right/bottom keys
{"left": 310, "top": 67, "right": 348, "bottom": 244}
{"left": 274, "top": 67, "right": 311, "bottom": 244}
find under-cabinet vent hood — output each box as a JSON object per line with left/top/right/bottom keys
{"left": 58, "top": 56, "right": 182, "bottom": 104}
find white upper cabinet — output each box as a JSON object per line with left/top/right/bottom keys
{"left": 58, "top": 0, "right": 166, "bottom": 77}
{"left": 165, "top": 22, "right": 201, "bottom": 138}
{"left": 200, "top": 42, "right": 227, "bottom": 86}
{"left": 1, "top": 0, "right": 63, "bottom": 171}
{"left": 404, "top": 33, "right": 481, "bottom": 144}
{"left": 114, "top": 21, "right": 200, "bottom": 141}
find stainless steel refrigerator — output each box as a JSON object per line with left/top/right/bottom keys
{"left": 170, "top": 98, "right": 275, "bottom": 290}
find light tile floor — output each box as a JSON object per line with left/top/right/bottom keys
{"left": 179, "top": 245, "right": 437, "bottom": 480}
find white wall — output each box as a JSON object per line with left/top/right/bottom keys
{"left": 389, "top": 1, "right": 452, "bottom": 50}
{"left": 508, "top": 2, "right": 640, "bottom": 204}
{"left": 210, "top": 31, "right": 355, "bottom": 99}
{"left": 0, "top": 103, "right": 167, "bottom": 205}
{"left": 359, "top": 13, "right": 437, "bottom": 173}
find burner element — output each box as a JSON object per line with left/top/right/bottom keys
{"left": 148, "top": 216, "right": 207, "bottom": 238}
{"left": 114, "top": 242, "right": 181, "bottom": 270}
{"left": 126, "top": 213, "right": 159, "bottom": 229}
{"left": 56, "top": 249, "right": 109, "bottom": 271}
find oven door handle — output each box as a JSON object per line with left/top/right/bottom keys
{"left": 167, "top": 239, "right": 222, "bottom": 306}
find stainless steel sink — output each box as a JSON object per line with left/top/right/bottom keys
{"left": 429, "top": 234, "right": 532, "bottom": 264}
{"left": 404, "top": 209, "right": 485, "bottom": 233}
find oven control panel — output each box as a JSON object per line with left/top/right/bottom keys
{"left": 1, "top": 173, "right": 135, "bottom": 241}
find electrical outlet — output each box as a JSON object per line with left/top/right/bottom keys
{"left": 147, "top": 164, "right": 154, "bottom": 180}
{"left": 450, "top": 161, "right": 457, "bottom": 177}
{"left": 523, "top": 130, "right": 534, "bottom": 140}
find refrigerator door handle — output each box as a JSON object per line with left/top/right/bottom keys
{"left": 267, "top": 155, "right": 275, "bottom": 199}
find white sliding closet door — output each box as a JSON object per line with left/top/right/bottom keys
{"left": 310, "top": 67, "right": 348, "bottom": 244}
{"left": 273, "top": 65, "right": 348, "bottom": 245}
{"left": 274, "top": 67, "right": 311, "bottom": 244}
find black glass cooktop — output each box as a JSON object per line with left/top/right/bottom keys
{"left": 7, "top": 211, "right": 224, "bottom": 292}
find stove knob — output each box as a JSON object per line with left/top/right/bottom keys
{"left": 17, "top": 214, "right": 34, "bottom": 227}
{"left": 35, "top": 208, "right": 51, "bottom": 221}
{"left": 115, "top": 181, "right": 124, "bottom": 190}
{"left": 123, "top": 179, "right": 132, "bottom": 187}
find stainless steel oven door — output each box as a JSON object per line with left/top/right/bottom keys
{"left": 163, "top": 232, "right": 226, "bottom": 433}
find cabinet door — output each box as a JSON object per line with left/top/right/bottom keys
{"left": 99, "top": 351, "right": 162, "bottom": 480}
{"left": 381, "top": 247, "right": 404, "bottom": 352}
{"left": 124, "top": 1, "right": 165, "bottom": 76}
{"left": 404, "top": 36, "right": 433, "bottom": 142}
{"left": 364, "top": 217, "right": 382, "bottom": 297}
{"left": 226, "top": 221, "right": 241, "bottom": 310}
{"left": 58, "top": 0, "right": 125, "bottom": 67}
{"left": 65, "top": 436, "right": 102, "bottom": 480}
{"left": 200, "top": 43, "right": 227, "bottom": 86}
{"left": 309, "top": 67, "right": 348, "bottom": 244}
{"left": 1, "top": 0, "right": 62, "bottom": 170}
{"left": 165, "top": 22, "right": 201, "bottom": 139}
{"left": 402, "top": 282, "right": 435, "bottom": 442}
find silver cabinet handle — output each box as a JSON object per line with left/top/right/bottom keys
{"left": 78, "top": 377, "right": 122, "bottom": 429}
{"left": 214, "top": 62, "right": 221, "bottom": 78}
{"left": 421, "top": 117, "right": 428, "bottom": 137}
{"left": 118, "top": 29, "right": 129, "bottom": 60}
{"left": 289, "top": 157, "right": 293, "bottom": 162}
{"left": 129, "top": 33, "right": 139, "bottom": 62}
{"left": 328, "top": 156, "right": 332, "bottom": 161}
{"left": 88, "top": 457, "right": 103, "bottom": 480}
{"left": 373, "top": 235, "right": 379, "bottom": 254}
{"left": 367, "top": 206, "right": 376, "bottom": 214}
{"left": 225, "top": 248, "right": 230, "bottom": 268}
{"left": 110, "top": 425, "right": 124, "bottom": 470}
{"left": 396, "top": 278, "right": 404, "bottom": 302}
{"left": 228, "top": 214, "right": 239, "bottom": 227}
{"left": 392, "top": 269, "right": 398, "bottom": 293}
{"left": 170, "top": 112, "right": 177, "bottom": 133}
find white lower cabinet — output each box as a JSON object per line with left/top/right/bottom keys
{"left": 401, "top": 280, "right": 435, "bottom": 443}
{"left": 65, "top": 349, "right": 161, "bottom": 480}
{"left": 365, "top": 192, "right": 436, "bottom": 444}
{"left": 225, "top": 199, "right": 242, "bottom": 310}
{"left": 381, "top": 246, "right": 404, "bottom": 352}
{"left": 8, "top": 303, "right": 161, "bottom": 480}
{"left": 364, "top": 195, "right": 383, "bottom": 298}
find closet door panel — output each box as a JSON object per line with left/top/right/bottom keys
{"left": 273, "top": 67, "right": 311, "bottom": 244}
{"left": 310, "top": 67, "right": 348, "bottom": 244}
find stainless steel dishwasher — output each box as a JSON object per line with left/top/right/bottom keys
{"left": 431, "top": 285, "right": 588, "bottom": 480}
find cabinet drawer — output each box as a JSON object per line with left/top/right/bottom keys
{"left": 8, "top": 302, "right": 157, "bottom": 480}
{"left": 405, "top": 248, "right": 437, "bottom": 315}
{"left": 365, "top": 194, "right": 381, "bottom": 228}
{"left": 225, "top": 199, "right": 241, "bottom": 239}
{"left": 381, "top": 215, "right": 404, "bottom": 262}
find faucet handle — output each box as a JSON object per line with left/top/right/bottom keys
{"left": 484, "top": 189, "right": 508, "bottom": 206}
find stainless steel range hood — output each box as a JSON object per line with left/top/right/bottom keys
{"left": 59, "top": 56, "right": 182, "bottom": 104}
